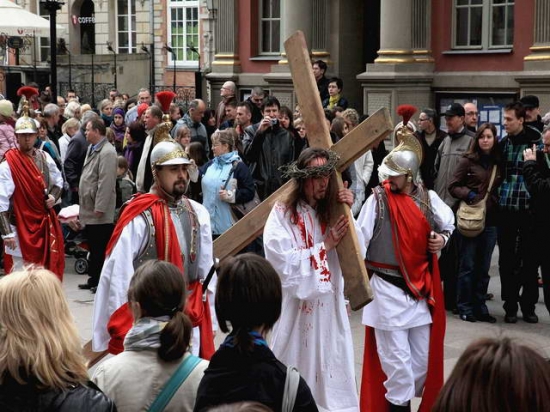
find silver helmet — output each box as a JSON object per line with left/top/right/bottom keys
{"left": 150, "top": 140, "right": 192, "bottom": 168}
{"left": 378, "top": 126, "right": 423, "bottom": 184}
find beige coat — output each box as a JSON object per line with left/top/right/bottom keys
{"left": 79, "top": 137, "right": 117, "bottom": 225}
{"left": 92, "top": 351, "right": 208, "bottom": 412}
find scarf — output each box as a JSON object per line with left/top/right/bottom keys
{"left": 328, "top": 94, "right": 341, "bottom": 109}
{"left": 110, "top": 121, "right": 126, "bottom": 143}
{"left": 124, "top": 316, "right": 170, "bottom": 351}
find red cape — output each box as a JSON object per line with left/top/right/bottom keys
{"left": 105, "top": 193, "right": 215, "bottom": 359}
{"left": 360, "top": 183, "right": 445, "bottom": 412}
{"left": 4, "top": 149, "right": 64, "bottom": 280}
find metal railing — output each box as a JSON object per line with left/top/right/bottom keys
{"left": 59, "top": 82, "right": 114, "bottom": 108}
{"left": 150, "top": 85, "right": 196, "bottom": 111}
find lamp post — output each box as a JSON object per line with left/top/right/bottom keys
{"left": 107, "top": 42, "right": 117, "bottom": 90}
{"left": 141, "top": 43, "right": 153, "bottom": 93}
{"left": 40, "top": 0, "right": 64, "bottom": 100}
{"left": 164, "top": 44, "right": 176, "bottom": 92}
{"left": 188, "top": 44, "right": 201, "bottom": 99}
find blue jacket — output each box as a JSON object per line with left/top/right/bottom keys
{"left": 200, "top": 151, "right": 255, "bottom": 235}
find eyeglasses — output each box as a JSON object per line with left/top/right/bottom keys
{"left": 466, "top": 111, "right": 479, "bottom": 116}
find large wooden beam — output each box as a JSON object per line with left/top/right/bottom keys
{"left": 213, "top": 107, "right": 392, "bottom": 264}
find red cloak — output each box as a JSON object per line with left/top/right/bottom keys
{"left": 360, "top": 182, "right": 445, "bottom": 412}
{"left": 105, "top": 193, "right": 215, "bottom": 359}
{"left": 3, "top": 149, "right": 64, "bottom": 280}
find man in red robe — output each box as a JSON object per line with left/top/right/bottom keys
{"left": 92, "top": 139, "right": 215, "bottom": 359}
{"left": 0, "top": 106, "right": 64, "bottom": 280}
{"left": 356, "top": 127, "right": 454, "bottom": 412}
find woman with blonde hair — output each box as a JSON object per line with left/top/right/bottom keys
{"left": 0, "top": 267, "right": 115, "bottom": 411}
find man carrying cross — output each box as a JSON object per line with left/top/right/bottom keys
{"left": 357, "top": 126, "right": 453, "bottom": 412}
{"left": 263, "top": 147, "right": 362, "bottom": 412}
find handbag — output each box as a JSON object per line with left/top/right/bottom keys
{"left": 223, "top": 160, "right": 261, "bottom": 220}
{"left": 456, "top": 165, "right": 497, "bottom": 238}
{"left": 147, "top": 354, "right": 201, "bottom": 412}
{"left": 281, "top": 366, "right": 300, "bottom": 412}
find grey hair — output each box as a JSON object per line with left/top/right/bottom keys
{"left": 64, "top": 101, "right": 81, "bottom": 118}
{"left": 97, "top": 99, "right": 111, "bottom": 112}
{"left": 251, "top": 86, "right": 264, "bottom": 96}
{"left": 80, "top": 110, "right": 99, "bottom": 129}
{"left": 42, "top": 103, "right": 60, "bottom": 118}
{"left": 420, "top": 108, "right": 437, "bottom": 121}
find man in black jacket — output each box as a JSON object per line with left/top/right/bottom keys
{"left": 523, "top": 125, "right": 550, "bottom": 316}
{"left": 64, "top": 110, "right": 97, "bottom": 205}
{"left": 244, "top": 96, "right": 294, "bottom": 200}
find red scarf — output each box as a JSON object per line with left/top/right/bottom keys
{"left": 360, "top": 182, "right": 445, "bottom": 412}
{"left": 4, "top": 149, "right": 64, "bottom": 280}
{"left": 105, "top": 193, "right": 214, "bottom": 359}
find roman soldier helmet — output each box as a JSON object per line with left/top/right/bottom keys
{"left": 14, "top": 100, "right": 38, "bottom": 134}
{"left": 150, "top": 140, "right": 192, "bottom": 168}
{"left": 378, "top": 105, "right": 423, "bottom": 184}
{"left": 152, "top": 91, "right": 177, "bottom": 144}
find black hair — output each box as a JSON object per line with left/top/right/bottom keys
{"left": 504, "top": 102, "right": 526, "bottom": 121}
{"left": 128, "top": 260, "right": 193, "bottom": 362}
{"left": 313, "top": 60, "right": 327, "bottom": 73}
{"left": 328, "top": 77, "right": 343, "bottom": 91}
{"left": 215, "top": 254, "right": 282, "bottom": 353}
{"left": 261, "top": 96, "right": 281, "bottom": 112}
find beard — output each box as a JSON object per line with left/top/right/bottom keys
{"left": 171, "top": 180, "right": 189, "bottom": 197}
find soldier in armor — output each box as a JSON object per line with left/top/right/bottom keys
{"left": 92, "top": 140, "right": 215, "bottom": 360}
{"left": 357, "top": 126, "right": 454, "bottom": 412}
{"left": 0, "top": 103, "right": 64, "bottom": 280}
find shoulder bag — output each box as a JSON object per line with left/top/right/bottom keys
{"left": 223, "top": 160, "right": 261, "bottom": 220}
{"left": 147, "top": 354, "right": 201, "bottom": 412}
{"left": 456, "top": 165, "right": 497, "bottom": 238}
{"left": 281, "top": 366, "right": 300, "bottom": 412}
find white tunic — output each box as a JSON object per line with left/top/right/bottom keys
{"left": 357, "top": 190, "right": 455, "bottom": 330}
{"left": 92, "top": 198, "right": 216, "bottom": 354}
{"left": 264, "top": 200, "right": 362, "bottom": 412}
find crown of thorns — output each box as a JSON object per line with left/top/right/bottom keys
{"left": 280, "top": 150, "right": 340, "bottom": 180}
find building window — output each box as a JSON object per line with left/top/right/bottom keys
{"left": 117, "top": 0, "right": 137, "bottom": 53}
{"left": 38, "top": 1, "right": 50, "bottom": 62}
{"left": 259, "top": 0, "right": 280, "bottom": 55}
{"left": 453, "top": 0, "right": 514, "bottom": 49}
{"left": 168, "top": 0, "right": 199, "bottom": 66}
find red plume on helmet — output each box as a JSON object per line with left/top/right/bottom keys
{"left": 397, "top": 104, "right": 417, "bottom": 126}
{"left": 17, "top": 86, "right": 39, "bottom": 100}
{"left": 156, "top": 91, "right": 176, "bottom": 114}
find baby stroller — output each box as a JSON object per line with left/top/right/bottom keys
{"left": 58, "top": 205, "right": 90, "bottom": 275}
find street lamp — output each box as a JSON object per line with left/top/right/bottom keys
{"left": 40, "top": 0, "right": 64, "bottom": 100}
{"left": 188, "top": 44, "right": 201, "bottom": 99}
{"left": 106, "top": 41, "right": 117, "bottom": 90}
{"left": 164, "top": 44, "right": 176, "bottom": 92}
{"left": 141, "top": 43, "right": 153, "bottom": 93}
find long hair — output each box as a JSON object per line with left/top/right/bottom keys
{"left": 127, "top": 260, "right": 193, "bottom": 362}
{"left": 283, "top": 148, "right": 334, "bottom": 225}
{"left": 432, "top": 337, "right": 550, "bottom": 412}
{"left": 215, "top": 254, "right": 282, "bottom": 353}
{"left": 0, "top": 267, "right": 88, "bottom": 389}
{"left": 466, "top": 122, "right": 501, "bottom": 163}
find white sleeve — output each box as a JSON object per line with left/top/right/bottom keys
{"left": 356, "top": 192, "right": 378, "bottom": 252}
{"left": 429, "top": 190, "right": 455, "bottom": 240}
{"left": 92, "top": 216, "right": 148, "bottom": 352}
{"left": 0, "top": 161, "right": 14, "bottom": 214}
{"left": 358, "top": 151, "right": 374, "bottom": 187}
{"left": 44, "top": 151, "right": 63, "bottom": 189}
{"left": 263, "top": 203, "right": 335, "bottom": 300}
{"left": 191, "top": 200, "right": 218, "bottom": 332}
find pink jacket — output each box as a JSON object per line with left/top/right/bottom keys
{"left": 0, "top": 123, "right": 17, "bottom": 159}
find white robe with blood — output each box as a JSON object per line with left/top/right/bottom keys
{"left": 264, "top": 200, "right": 362, "bottom": 412}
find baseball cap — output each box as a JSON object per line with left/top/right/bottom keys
{"left": 520, "top": 95, "right": 539, "bottom": 109}
{"left": 442, "top": 103, "right": 465, "bottom": 117}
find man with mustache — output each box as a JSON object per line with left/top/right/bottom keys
{"left": 92, "top": 140, "right": 216, "bottom": 360}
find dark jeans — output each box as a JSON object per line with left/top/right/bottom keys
{"left": 497, "top": 210, "right": 539, "bottom": 316}
{"left": 440, "top": 230, "right": 461, "bottom": 311}
{"left": 85, "top": 223, "right": 114, "bottom": 287}
{"left": 457, "top": 226, "right": 498, "bottom": 316}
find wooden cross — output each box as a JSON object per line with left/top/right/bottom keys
{"left": 84, "top": 31, "right": 393, "bottom": 367}
{"left": 214, "top": 31, "right": 392, "bottom": 310}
